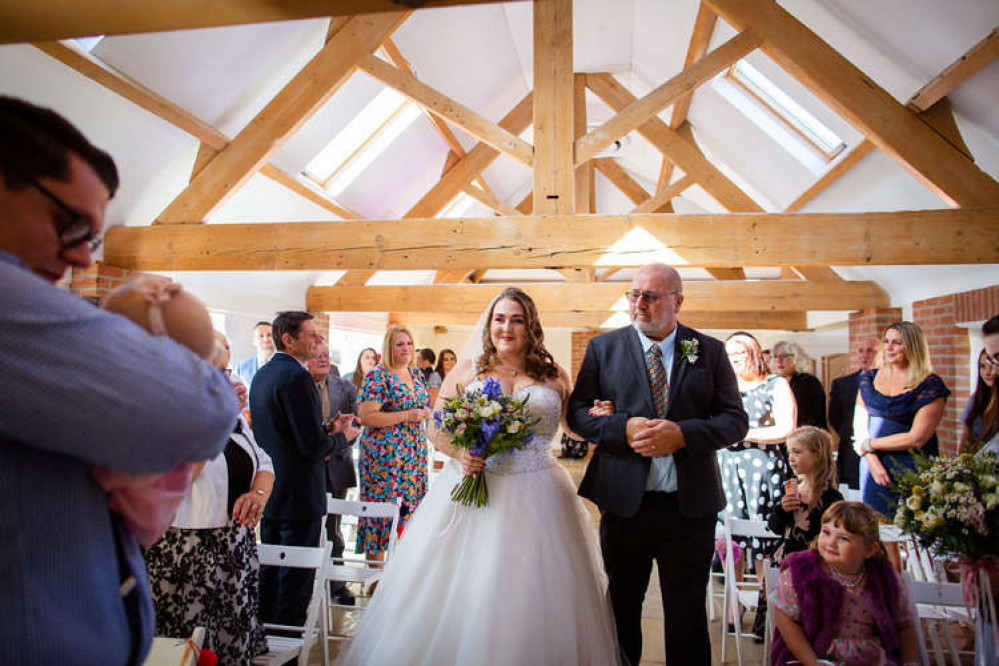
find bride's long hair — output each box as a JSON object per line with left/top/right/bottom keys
{"left": 476, "top": 287, "right": 559, "bottom": 382}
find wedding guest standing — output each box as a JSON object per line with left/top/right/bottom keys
{"left": 773, "top": 340, "right": 828, "bottom": 429}
{"left": 356, "top": 326, "right": 431, "bottom": 562}
{"left": 827, "top": 337, "right": 879, "bottom": 489}
{"left": 960, "top": 349, "right": 997, "bottom": 453}
{"left": 145, "top": 333, "right": 272, "bottom": 663}
{"left": 435, "top": 348, "right": 457, "bottom": 381}
{"left": 236, "top": 321, "right": 275, "bottom": 389}
{"left": 854, "top": 321, "right": 949, "bottom": 520}
{"left": 345, "top": 347, "right": 379, "bottom": 391}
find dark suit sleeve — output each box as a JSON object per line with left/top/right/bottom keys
{"left": 827, "top": 377, "right": 846, "bottom": 433}
{"left": 676, "top": 338, "right": 748, "bottom": 459}
{"left": 280, "top": 370, "right": 335, "bottom": 461}
{"left": 798, "top": 374, "right": 828, "bottom": 429}
{"left": 567, "top": 338, "right": 632, "bottom": 456}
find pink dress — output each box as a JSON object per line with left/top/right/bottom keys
{"left": 92, "top": 463, "right": 194, "bottom": 547}
{"left": 772, "top": 566, "right": 914, "bottom": 665}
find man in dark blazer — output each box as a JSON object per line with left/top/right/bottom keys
{"left": 307, "top": 339, "right": 360, "bottom": 605}
{"left": 828, "top": 336, "right": 878, "bottom": 490}
{"left": 568, "top": 263, "right": 748, "bottom": 666}
{"left": 250, "top": 311, "right": 354, "bottom": 628}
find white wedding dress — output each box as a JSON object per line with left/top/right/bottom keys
{"left": 337, "top": 381, "right": 622, "bottom": 666}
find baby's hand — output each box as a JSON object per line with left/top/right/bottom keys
{"left": 588, "top": 399, "right": 615, "bottom": 417}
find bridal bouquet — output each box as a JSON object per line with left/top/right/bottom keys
{"left": 433, "top": 377, "right": 539, "bottom": 507}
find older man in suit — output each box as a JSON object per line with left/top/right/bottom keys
{"left": 828, "top": 336, "right": 879, "bottom": 489}
{"left": 250, "top": 312, "right": 354, "bottom": 629}
{"left": 568, "top": 263, "right": 748, "bottom": 666}
{"left": 307, "top": 339, "right": 361, "bottom": 605}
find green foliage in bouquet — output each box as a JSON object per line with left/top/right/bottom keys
{"left": 892, "top": 452, "right": 999, "bottom": 560}
{"left": 433, "top": 377, "right": 540, "bottom": 507}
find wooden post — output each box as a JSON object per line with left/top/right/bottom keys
{"left": 533, "top": 0, "right": 574, "bottom": 215}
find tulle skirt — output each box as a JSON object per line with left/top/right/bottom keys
{"left": 336, "top": 459, "right": 622, "bottom": 666}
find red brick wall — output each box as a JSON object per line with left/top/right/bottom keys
{"left": 571, "top": 330, "right": 601, "bottom": 379}
{"left": 913, "top": 285, "right": 999, "bottom": 454}
{"left": 68, "top": 262, "right": 134, "bottom": 302}
{"left": 308, "top": 309, "right": 331, "bottom": 341}
{"left": 847, "top": 308, "right": 902, "bottom": 371}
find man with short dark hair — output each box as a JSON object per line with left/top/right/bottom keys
{"left": 236, "top": 321, "right": 275, "bottom": 388}
{"left": 0, "top": 96, "right": 239, "bottom": 665}
{"left": 250, "top": 312, "right": 355, "bottom": 628}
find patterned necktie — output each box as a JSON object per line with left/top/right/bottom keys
{"left": 648, "top": 345, "right": 669, "bottom": 417}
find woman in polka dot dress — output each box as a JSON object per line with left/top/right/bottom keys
{"left": 718, "top": 332, "right": 797, "bottom": 560}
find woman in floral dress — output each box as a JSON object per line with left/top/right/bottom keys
{"left": 356, "top": 325, "right": 432, "bottom": 560}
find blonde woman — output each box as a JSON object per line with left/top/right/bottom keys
{"left": 853, "top": 321, "right": 949, "bottom": 519}
{"left": 356, "top": 326, "right": 431, "bottom": 561}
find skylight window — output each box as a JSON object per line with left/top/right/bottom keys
{"left": 729, "top": 60, "right": 845, "bottom": 160}
{"left": 72, "top": 36, "right": 105, "bottom": 52}
{"left": 305, "top": 89, "right": 422, "bottom": 196}
{"left": 439, "top": 192, "right": 477, "bottom": 219}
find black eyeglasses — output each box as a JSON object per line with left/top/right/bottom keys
{"left": 32, "top": 180, "right": 102, "bottom": 252}
{"left": 624, "top": 289, "right": 678, "bottom": 304}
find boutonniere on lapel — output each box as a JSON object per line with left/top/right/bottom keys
{"left": 680, "top": 338, "right": 700, "bottom": 365}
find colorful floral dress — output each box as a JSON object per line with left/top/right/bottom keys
{"left": 356, "top": 364, "right": 429, "bottom": 553}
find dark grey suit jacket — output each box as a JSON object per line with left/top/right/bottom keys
{"left": 567, "top": 323, "right": 748, "bottom": 519}
{"left": 323, "top": 374, "right": 357, "bottom": 493}
{"left": 250, "top": 353, "right": 341, "bottom": 522}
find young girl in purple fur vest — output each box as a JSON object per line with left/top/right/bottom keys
{"left": 770, "top": 501, "right": 920, "bottom": 666}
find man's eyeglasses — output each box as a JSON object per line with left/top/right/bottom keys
{"left": 624, "top": 289, "right": 678, "bottom": 304}
{"left": 32, "top": 180, "right": 102, "bottom": 252}
{"left": 774, "top": 353, "right": 794, "bottom": 361}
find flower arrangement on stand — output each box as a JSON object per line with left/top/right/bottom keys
{"left": 893, "top": 452, "right": 999, "bottom": 665}
{"left": 433, "top": 378, "right": 539, "bottom": 507}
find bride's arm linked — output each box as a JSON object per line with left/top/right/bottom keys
{"left": 427, "top": 358, "right": 485, "bottom": 476}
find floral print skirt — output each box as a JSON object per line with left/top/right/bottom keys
{"left": 145, "top": 524, "right": 267, "bottom": 664}
{"left": 717, "top": 443, "right": 788, "bottom": 560}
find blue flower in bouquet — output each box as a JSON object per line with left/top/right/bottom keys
{"left": 480, "top": 418, "right": 500, "bottom": 445}
{"left": 482, "top": 377, "right": 502, "bottom": 401}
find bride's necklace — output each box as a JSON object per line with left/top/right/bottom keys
{"left": 828, "top": 563, "right": 866, "bottom": 588}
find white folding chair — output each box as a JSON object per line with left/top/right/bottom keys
{"left": 838, "top": 483, "right": 862, "bottom": 501}
{"left": 906, "top": 573, "right": 975, "bottom": 666}
{"left": 323, "top": 496, "right": 401, "bottom": 647}
{"left": 708, "top": 522, "right": 726, "bottom": 622}
{"left": 762, "top": 564, "right": 781, "bottom": 661}
{"left": 720, "top": 517, "right": 778, "bottom": 665}
{"left": 253, "top": 542, "right": 332, "bottom": 666}
{"left": 142, "top": 626, "right": 204, "bottom": 666}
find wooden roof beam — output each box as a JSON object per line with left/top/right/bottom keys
{"left": 585, "top": 74, "right": 763, "bottom": 213}
{"left": 704, "top": 0, "right": 999, "bottom": 206}
{"left": 785, "top": 139, "right": 874, "bottom": 212}
{"left": 102, "top": 208, "right": 999, "bottom": 271}
{"left": 33, "top": 41, "right": 363, "bottom": 219}
{"left": 389, "top": 310, "right": 809, "bottom": 330}
{"left": 532, "top": 0, "right": 573, "bottom": 213}
{"left": 155, "top": 12, "right": 408, "bottom": 223}
{"left": 405, "top": 93, "right": 533, "bottom": 218}
{"left": 908, "top": 27, "right": 999, "bottom": 112}
{"left": 306, "top": 281, "right": 889, "bottom": 313}
{"left": 1, "top": 0, "right": 519, "bottom": 44}
{"left": 575, "top": 30, "right": 761, "bottom": 165}
{"left": 670, "top": 3, "right": 719, "bottom": 129}
{"left": 357, "top": 53, "right": 533, "bottom": 167}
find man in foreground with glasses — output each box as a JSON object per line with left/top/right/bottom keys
{"left": 0, "top": 96, "right": 240, "bottom": 665}
{"left": 568, "top": 262, "right": 748, "bottom": 666}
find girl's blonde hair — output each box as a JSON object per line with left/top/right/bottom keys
{"left": 788, "top": 426, "right": 837, "bottom": 506}
{"left": 816, "top": 501, "right": 888, "bottom": 565}
{"left": 882, "top": 321, "right": 933, "bottom": 389}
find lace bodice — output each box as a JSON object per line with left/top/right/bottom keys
{"left": 464, "top": 380, "right": 562, "bottom": 476}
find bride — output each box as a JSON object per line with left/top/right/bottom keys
{"left": 336, "top": 287, "right": 622, "bottom": 665}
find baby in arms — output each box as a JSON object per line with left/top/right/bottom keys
{"left": 92, "top": 275, "right": 218, "bottom": 546}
